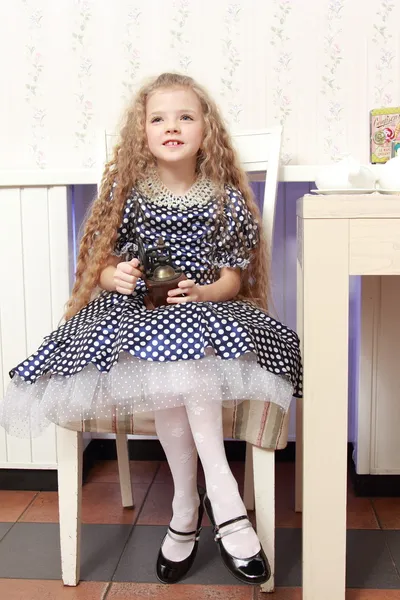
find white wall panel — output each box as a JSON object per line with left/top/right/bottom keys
{"left": 0, "top": 314, "right": 7, "bottom": 463}
{"left": 0, "top": 188, "right": 31, "bottom": 464}
{"left": 0, "top": 186, "right": 73, "bottom": 468}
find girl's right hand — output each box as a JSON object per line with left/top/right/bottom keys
{"left": 114, "top": 258, "right": 142, "bottom": 295}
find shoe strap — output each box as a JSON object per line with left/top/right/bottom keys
{"left": 216, "top": 514, "right": 249, "bottom": 530}
{"left": 168, "top": 525, "right": 202, "bottom": 543}
{"left": 214, "top": 519, "right": 252, "bottom": 541}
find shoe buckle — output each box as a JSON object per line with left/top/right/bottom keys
{"left": 213, "top": 525, "right": 221, "bottom": 541}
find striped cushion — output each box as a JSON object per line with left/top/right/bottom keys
{"left": 70, "top": 400, "right": 290, "bottom": 450}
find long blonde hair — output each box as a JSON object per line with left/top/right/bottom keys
{"left": 65, "top": 73, "right": 270, "bottom": 319}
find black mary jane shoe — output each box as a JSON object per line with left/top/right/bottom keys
{"left": 203, "top": 493, "right": 271, "bottom": 585}
{"left": 156, "top": 488, "right": 205, "bottom": 584}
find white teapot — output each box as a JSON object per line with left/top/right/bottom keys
{"left": 377, "top": 155, "right": 400, "bottom": 191}
{"left": 315, "top": 156, "right": 376, "bottom": 190}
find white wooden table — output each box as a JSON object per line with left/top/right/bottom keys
{"left": 296, "top": 193, "right": 400, "bottom": 600}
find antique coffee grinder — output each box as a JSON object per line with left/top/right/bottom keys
{"left": 141, "top": 237, "right": 186, "bottom": 307}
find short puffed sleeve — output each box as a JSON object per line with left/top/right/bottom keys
{"left": 214, "top": 187, "right": 259, "bottom": 270}
{"left": 112, "top": 187, "right": 137, "bottom": 261}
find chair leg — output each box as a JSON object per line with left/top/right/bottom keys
{"left": 116, "top": 434, "right": 134, "bottom": 508}
{"left": 295, "top": 396, "right": 303, "bottom": 512}
{"left": 253, "top": 445, "right": 275, "bottom": 593}
{"left": 56, "top": 426, "right": 83, "bottom": 586}
{"left": 243, "top": 441, "right": 255, "bottom": 510}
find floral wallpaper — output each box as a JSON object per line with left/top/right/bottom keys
{"left": 121, "top": 6, "right": 142, "bottom": 102}
{"left": 72, "top": 0, "right": 95, "bottom": 168}
{"left": 22, "top": 0, "right": 46, "bottom": 168}
{"left": 269, "top": 0, "right": 293, "bottom": 164}
{"left": 220, "top": 4, "right": 243, "bottom": 124}
{"left": 1, "top": 0, "right": 399, "bottom": 170}
{"left": 170, "top": 1, "right": 192, "bottom": 73}
{"left": 372, "top": 0, "right": 396, "bottom": 107}
{"left": 321, "top": 0, "right": 346, "bottom": 162}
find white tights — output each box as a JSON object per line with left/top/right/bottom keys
{"left": 154, "top": 403, "right": 261, "bottom": 562}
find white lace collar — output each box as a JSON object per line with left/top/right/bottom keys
{"left": 136, "top": 170, "right": 216, "bottom": 210}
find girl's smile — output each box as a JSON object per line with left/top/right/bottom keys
{"left": 163, "top": 139, "right": 184, "bottom": 147}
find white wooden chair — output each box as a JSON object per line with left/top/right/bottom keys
{"left": 57, "top": 126, "right": 291, "bottom": 592}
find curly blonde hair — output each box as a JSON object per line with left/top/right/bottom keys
{"left": 65, "top": 72, "right": 271, "bottom": 319}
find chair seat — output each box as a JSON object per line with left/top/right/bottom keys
{"left": 66, "top": 400, "right": 289, "bottom": 450}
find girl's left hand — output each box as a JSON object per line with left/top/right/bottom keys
{"left": 167, "top": 278, "right": 205, "bottom": 303}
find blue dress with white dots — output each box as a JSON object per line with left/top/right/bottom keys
{"left": 0, "top": 181, "right": 302, "bottom": 438}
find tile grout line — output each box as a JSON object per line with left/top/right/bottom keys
{"left": 101, "top": 581, "right": 113, "bottom": 600}
{"left": 16, "top": 491, "right": 40, "bottom": 522}
{"left": 384, "top": 536, "right": 400, "bottom": 583}
{"left": 0, "top": 492, "right": 40, "bottom": 543}
{"left": 370, "top": 498, "right": 384, "bottom": 530}
{"left": 108, "top": 462, "right": 163, "bottom": 583}
{"left": 0, "top": 524, "right": 18, "bottom": 545}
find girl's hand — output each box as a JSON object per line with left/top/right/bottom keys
{"left": 167, "top": 278, "right": 205, "bottom": 304}
{"left": 114, "top": 258, "right": 142, "bottom": 295}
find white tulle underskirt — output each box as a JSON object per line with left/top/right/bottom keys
{"left": 1, "top": 351, "right": 293, "bottom": 438}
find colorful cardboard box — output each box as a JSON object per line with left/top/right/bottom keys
{"left": 370, "top": 107, "right": 400, "bottom": 163}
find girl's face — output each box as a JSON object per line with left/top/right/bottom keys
{"left": 145, "top": 87, "right": 204, "bottom": 168}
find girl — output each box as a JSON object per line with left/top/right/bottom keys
{"left": 0, "top": 73, "right": 302, "bottom": 585}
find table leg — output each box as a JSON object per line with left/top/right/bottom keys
{"left": 298, "top": 218, "right": 349, "bottom": 600}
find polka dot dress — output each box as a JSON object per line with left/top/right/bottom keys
{"left": 0, "top": 183, "right": 302, "bottom": 438}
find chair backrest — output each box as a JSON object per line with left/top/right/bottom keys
{"left": 230, "top": 127, "right": 282, "bottom": 253}
{"left": 102, "top": 126, "right": 282, "bottom": 253}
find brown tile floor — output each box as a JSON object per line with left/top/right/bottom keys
{"left": 0, "top": 579, "right": 108, "bottom": 600}
{"left": 19, "top": 482, "right": 150, "bottom": 525}
{"left": 372, "top": 498, "right": 400, "bottom": 530}
{"left": 0, "top": 459, "right": 400, "bottom": 598}
{"left": 0, "top": 490, "right": 37, "bottom": 522}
